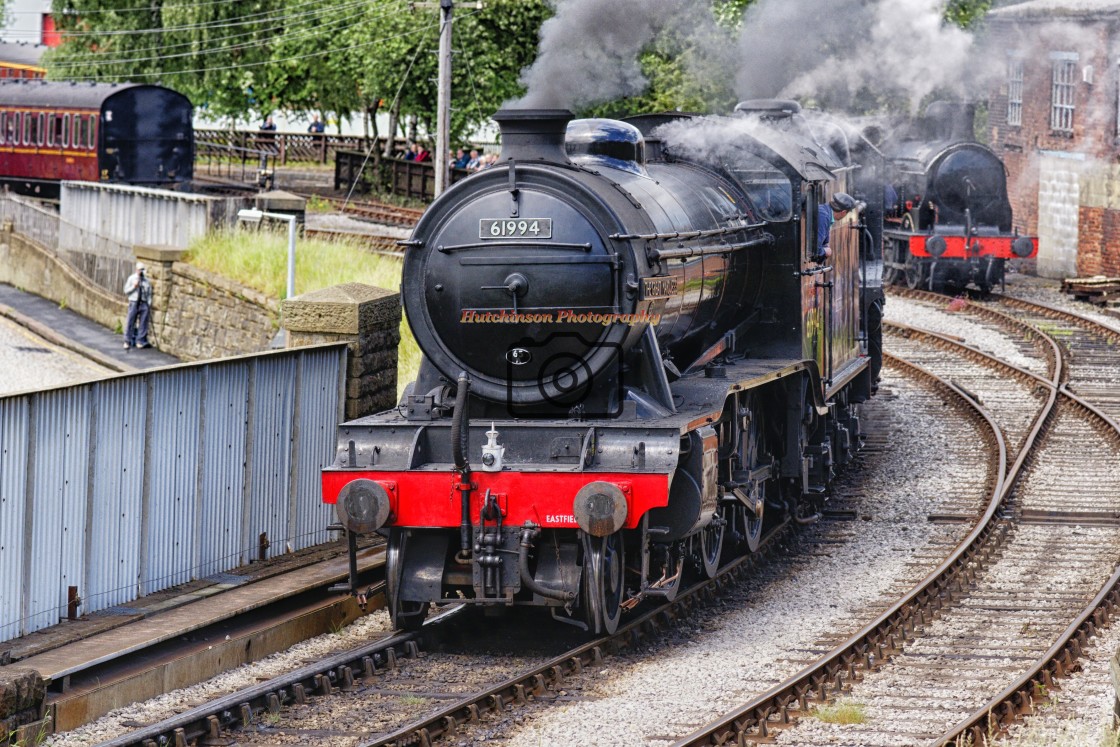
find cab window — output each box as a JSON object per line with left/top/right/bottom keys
{"left": 726, "top": 151, "right": 793, "bottom": 222}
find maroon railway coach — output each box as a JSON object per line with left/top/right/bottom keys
{"left": 0, "top": 80, "right": 193, "bottom": 199}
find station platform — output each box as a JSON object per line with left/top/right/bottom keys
{"left": 4, "top": 541, "right": 383, "bottom": 732}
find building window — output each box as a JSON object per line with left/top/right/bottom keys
{"left": 1007, "top": 58, "right": 1023, "bottom": 127}
{"left": 1051, "top": 54, "right": 1077, "bottom": 133}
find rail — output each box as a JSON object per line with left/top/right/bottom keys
{"left": 673, "top": 350, "right": 1028, "bottom": 746}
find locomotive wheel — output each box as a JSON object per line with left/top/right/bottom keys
{"left": 698, "top": 515, "right": 725, "bottom": 579}
{"left": 386, "top": 529, "right": 430, "bottom": 631}
{"left": 901, "top": 215, "right": 925, "bottom": 290}
{"left": 583, "top": 532, "right": 624, "bottom": 635}
{"left": 904, "top": 255, "right": 924, "bottom": 290}
{"left": 743, "top": 486, "right": 765, "bottom": 552}
{"left": 741, "top": 392, "right": 770, "bottom": 552}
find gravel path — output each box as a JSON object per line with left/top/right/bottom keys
{"left": 0, "top": 314, "right": 111, "bottom": 395}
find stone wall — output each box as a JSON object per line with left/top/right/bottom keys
{"left": 282, "top": 283, "right": 401, "bottom": 419}
{"left": 0, "top": 221, "right": 126, "bottom": 331}
{"left": 0, "top": 228, "right": 280, "bottom": 361}
{"left": 1, "top": 227, "right": 403, "bottom": 419}
{"left": 134, "top": 245, "right": 279, "bottom": 361}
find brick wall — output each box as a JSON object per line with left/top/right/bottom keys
{"left": 986, "top": 15, "right": 1120, "bottom": 277}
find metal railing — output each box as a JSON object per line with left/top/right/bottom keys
{"left": 0, "top": 192, "right": 59, "bottom": 249}
{"left": 194, "top": 129, "right": 387, "bottom": 166}
{"left": 334, "top": 150, "right": 473, "bottom": 201}
{"left": 0, "top": 343, "right": 347, "bottom": 643}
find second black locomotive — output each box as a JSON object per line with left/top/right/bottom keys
{"left": 876, "top": 101, "right": 1036, "bottom": 292}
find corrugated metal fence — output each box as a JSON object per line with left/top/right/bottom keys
{"left": 0, "top": 343, "right": 347, "bottom": 643}
{"left": 58, "top": 183, "right": 247, "bottom": 295}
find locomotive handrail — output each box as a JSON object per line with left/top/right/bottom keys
{"left": 609, "top": 220, "right": 767, "bottom": 241}
{"left": 650, "top": 235, "right": 773, "bottom": 261}
{"left": 436, "top": 240, "right": 593, "bottom": 253}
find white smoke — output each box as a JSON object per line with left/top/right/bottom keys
{"left": 513, "top": 0, "right": 698, "bottom": 109}
{"left": 514, "top": 0, "right": 986, "bottom": 115}
{"left": 736, "top": 0, "right": 978, "bottom": 112}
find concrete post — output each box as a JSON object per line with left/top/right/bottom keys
{"left": 281, "top": 283, "right": 401, "bottom": 420}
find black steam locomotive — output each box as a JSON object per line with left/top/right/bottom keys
{"left": 877, "top": 102, "right": 1036, "bottom": 292}
{"left": 322, "top": 101, "right": 884, "bottom": 633}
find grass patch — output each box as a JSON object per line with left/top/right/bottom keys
{"left": 811, "top": 699, "right": 869, "bottom": 725}
{"left": 185, "top": 227, "right": 420, "bottom": 395}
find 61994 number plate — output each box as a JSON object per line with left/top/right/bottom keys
{"left": 479, "top": 218, "right": 552, "bottom": 239}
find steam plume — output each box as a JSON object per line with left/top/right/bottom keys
{"left": 513, "top": 0, "right": 695, "bottom": 109}
{"left": 515, "top": 0, "right": 987, "bottom": 116}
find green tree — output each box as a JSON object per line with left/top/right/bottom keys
{"left": 45, "top": 0, "right": 284, "bottom": 119}
{"left": 43, "top": 0, "right": 550, "bottom": 137}
{"left": 945, "top": 0, "right": 993, "bottom": 29}
{"left": 343, "top": 0, "right": 550, "bottom": 143}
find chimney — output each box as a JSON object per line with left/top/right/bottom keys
{"left": 493, "top": 108, "right": 574, "bottom": 164}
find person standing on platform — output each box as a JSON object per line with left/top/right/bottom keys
{"left": 123, "top": 262, "right": 154, "bottom": 350}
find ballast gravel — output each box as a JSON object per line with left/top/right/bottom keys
{"left": 40, "top": 274, "right": 1120, "bottom": 747}
{"left": 41, "top": 613, "right": 396, "bottom": 746}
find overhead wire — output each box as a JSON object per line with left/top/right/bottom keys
{"left": 46, "top": 1, "right": 378, "bottom": 69}
{"left": 54, "top": 16, "right": 440, "bottom": 82}
{"left": 48, "top": 0, "right": 407, "bottom": 40}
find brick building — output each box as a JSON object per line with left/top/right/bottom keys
{"left": 985, "top": 0, "right": 1120, "bottom": 278}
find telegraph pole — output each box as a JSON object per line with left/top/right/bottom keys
{"left": 434, "top": 0, "right": 453, "bottom": 196}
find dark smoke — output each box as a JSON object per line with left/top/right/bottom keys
{"left": 512, "top": 0, "right": 697, "bottom": 110}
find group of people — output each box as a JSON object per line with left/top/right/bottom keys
{"left": 403, "top": 142, "right": 432, "bottom": 162}
{"left": 259, "top": 114, "right": 326, "bottom": 134}
{"left": 452, "top": 147, "right": 497, "bottom": 171}
{"left": 399, "top": 143, "right": 496, "bottom": 171}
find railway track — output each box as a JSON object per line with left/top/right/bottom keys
{"left": 66, "top": 291, "right": 1120, "bottom": 747}
{"left": 671, "top": 292, "right": 1120, "bottom": 746}
{"left": 80, "top": 357, "right": 995, "bottom": 746}
{"left": 309, "top": 195, "right": 423, "bottom": 228}
{"left": 84, "top": 522, "right": 801, "bottom": 746}
{"left": 302, "top": 227, "right": 404, "bottom": 256}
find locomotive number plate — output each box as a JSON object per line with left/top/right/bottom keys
{"left": 480, "top": 218, "right": 552, "bottom": 239}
